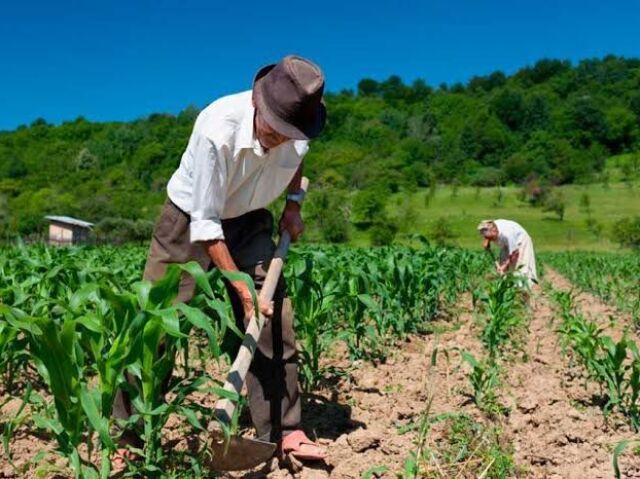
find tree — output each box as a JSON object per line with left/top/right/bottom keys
{"left": 74, "top": 148, "right": 99, "bottom": 171}
{"left": 370, "top": 220, "right": 398, "bottom": 246}
{"left": 566, "top": 96, "right": 608, "bottom": 147}
{"left": 94, "top": 217, "right": 153, "bottom": 244}
{"left": 516, "top": 58, "right": 570, "bottom": 85}
{"left": 605, "top": 106, "right": 638, "bottom": 152}
{"left": 0, "top": 194, "right": 8, "bottom": 237}
{"left": 430, "top": 217, "right": 458, "bottom": 246}
{"left": 543, "top": 190, "right": 566, "bottom": 220}
{"left": 491, "top": 89, "right": 526, "bottom": 130}
{"left": 357, "top": 79, "right": 380, "bottom": 96}
{"left": 523, "top": 94, "right": 550, "bottom": 131}
{"left": 351, "top": 189, "right": 385, "bottom": 228}
{"left": 132, "top": 142, "right": 166, "bottom": 186}
{"left": 381, "top": 75, "right": 407, "bottom": 102}
{"left": 5, "top": 158, "right": 28, "bottom": 179}
{"left": 306, "top": 188, "right": 350, "bottom": 243}
{"left": 612, "top": 217, "right": 640, "bottom": 249}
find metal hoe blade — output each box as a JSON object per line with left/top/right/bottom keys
{"left": 206, "top": 429, "right": 277, "bottom": 471}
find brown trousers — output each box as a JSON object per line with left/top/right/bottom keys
{"left": 112, "top": 200, "right": 301, "bottom": 442}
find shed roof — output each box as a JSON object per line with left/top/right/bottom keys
{"left": 45, "top": 216, "right": 94, "bottom": 228}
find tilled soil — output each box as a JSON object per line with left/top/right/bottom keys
{"left": 501, "top": 272, "right": 640, "bottom": 479}
{"left": 2, "top": 274, "right": 640, "bottom": 478}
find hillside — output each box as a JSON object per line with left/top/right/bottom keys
{"left": 1, "top": 55, "right": 639, "bottom": 244}
{"left": 369, "top": 179, "right": 640, "bottom": 251}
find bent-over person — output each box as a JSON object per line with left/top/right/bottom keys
{"left": 477, "top": 219, "right": 538, "bottom": 287}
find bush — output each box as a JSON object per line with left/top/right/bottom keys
{"left": 94, "top": 217, "right": 154, "bottom": 244}
{"left": 542, "top": 190, "right": 566, "bottom": 220}
{"left": 520, "top": 177, "right": 550, "bottom": 206}
{"left": 351, "top": 189, "right": 385, "bottom": 229}
{"left": 306, "top": 188, "right": 350, "bottom": 243}
{"left": 470, "top": 167, "right": 503, "bottom": 187}
{"left": 370, "top": 220, "right": 398, "bottom": 246}
{"left": 430, "top": 217, "right": 458, "bottom": 246}
{"left": 612, "top": 217, "right": 640, "bottom": 249}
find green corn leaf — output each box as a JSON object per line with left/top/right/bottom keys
{"left": 178, "top": 261, "right": 215, "bottom": 298}
{"left": 207, "top": 386, "right": 241, "bottom": 402}
{"left": 149, "top": 308, "right": 188, "bottom": 338}
{"left": 75, "top": 314, "right": 104, "bottom": 334}
{"left": 175, "top": 302, "right": 222, "bottom": 351}
{"left": 613, "top": 439, "right": 630, "bottom": 479}
{"left": 133, "top": 280, "right": 152, "bottom": 310}
{"left": 362, "top": 465, "right": 388, "bottom": 479}
{"left": 69, "top": 283, "right": 100, "bottom": 313}
{"left": 32, "top": 414, "right": 64, "bottom": 436}
{"left": 148, "top": 264, "right": 182, "bottom": 308}
{"left": 357, "top": 294, "right": 379, "bottom": 311}
{"left": 178, "top": 406, "right": 205, "bottom": 431}
{"left": 80, "top": 386, "right": 114, "bottom": 449}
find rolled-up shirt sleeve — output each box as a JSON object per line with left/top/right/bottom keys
{"left": 189, "top": 133, "right": 228, "bottom": 242}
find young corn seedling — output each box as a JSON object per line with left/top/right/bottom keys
{"left": 459, "top": 351, "right": 500, "bottom": 413}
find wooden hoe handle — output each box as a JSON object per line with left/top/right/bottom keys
{"left": 214, "top": 177, "right": 310, "bottom": 424}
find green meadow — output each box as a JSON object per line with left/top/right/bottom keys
{"left": 348, "top": 179, "right": 640, "bottom": 251}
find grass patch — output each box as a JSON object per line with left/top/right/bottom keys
{"left": 420, "top": 414, "right": 517, "bottom": 479}
{"left": 347, "top": 180, "right": 640, "bottom": 251}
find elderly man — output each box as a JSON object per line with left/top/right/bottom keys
{"left": 113, "top": 55, "right": 327, "bottom": 469}
{"left": 477, "top": 219, "right": 538, "bottom": 287}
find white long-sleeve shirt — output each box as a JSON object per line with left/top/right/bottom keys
{"left": 494, "top": 219, "right": 526, "bottom": 256}
{"left": 494, "top": 219, "right": 537, "bottom": 283}
{"left": 167, "top": 90, "right": 309, "bottom": 242}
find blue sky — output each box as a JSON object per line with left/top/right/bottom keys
{"left": 1, "top": 0, "right": 639, "bottom": 131}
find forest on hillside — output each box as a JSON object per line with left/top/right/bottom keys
{"left": 1, "top": 55, "right": 639, "bottom": 240}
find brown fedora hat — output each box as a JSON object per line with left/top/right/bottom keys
{"left": 253, "top": 55, "right": 326, "bottom": 140}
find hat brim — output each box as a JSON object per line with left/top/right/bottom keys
{"left": 252, "top": 64, "right": 326, "bottom": 140}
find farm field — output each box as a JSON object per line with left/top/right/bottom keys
{"left": 1, "top": 245, "right": 640, "bottom": 478}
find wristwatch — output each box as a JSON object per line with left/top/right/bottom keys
{"left": 286, "top": 191, "right": 304, "bottom": 205}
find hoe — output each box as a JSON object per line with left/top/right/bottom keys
{"left": 206, "top": 178, "right": 309, "bottom": 471}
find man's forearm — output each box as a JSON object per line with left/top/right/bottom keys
{"left": 203, "top": 239, "right": 238, "bottom": 271}
{"left": 201, "top": 239, "right": 249, "bottom": 296}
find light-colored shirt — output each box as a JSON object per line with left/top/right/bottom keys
{"left": 167, "top": 90, "right": 309, "bottom": 242}
{"left": 494, "top": 219, "right": 527, "bottom": 257}
{"left": 494, "top": 219, "right": 537, "bottom": 284}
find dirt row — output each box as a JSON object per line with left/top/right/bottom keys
{"left": 503, "top": 270, "right": 640, "bottom": 479}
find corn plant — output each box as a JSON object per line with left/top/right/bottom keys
{"left": 459, "top": 351, "right": 500, "bottom": 412}
{"left": 551, "top": 286, "right": 640, "bottom": 431}
{"left": 6, "top": 257, "right": 242, "bottom": 478}
{"left": 474, "top": 274, "right": 524, "bottom": 361}
{"left": 543, "top": 252, "right": 640, "bottom": 329}
{"left": 286, "top": 251, "right": 339, "bottom": 390}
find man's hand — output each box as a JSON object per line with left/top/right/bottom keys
{"left": 234, "top": 282, "right": 274, "bottom": 324}
{"left": 279, "top": 202, "right": 304, "bottom": 242}
{"left": 203, "top": 239, "right": 274, "bottom": 323}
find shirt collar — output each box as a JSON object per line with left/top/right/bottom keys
{"left": 236, "top": 100, "right": 267, "bottom": 157}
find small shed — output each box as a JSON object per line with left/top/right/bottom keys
{"left": 45, "top": 216, "right": 94, "bottom": 245}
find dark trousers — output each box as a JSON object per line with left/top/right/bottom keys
{"left": 112, "top": 200, "right": 301, "bottom": 442}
